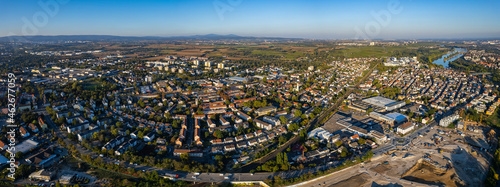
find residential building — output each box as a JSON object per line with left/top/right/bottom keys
{"left": 255, "top": 106, "right": 277, "bottom": 116}
{"left": 255, "top": 119, "right": 273, "bottom": 130}
{"left": 397, "top": 122, "right": 414, "bottom": 135}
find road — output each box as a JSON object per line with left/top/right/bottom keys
{"left": 42, "top": 107, "right": 364, "bottom": 184}
{"left": 183, "top": 161, "right": 341, "bottom": 183}
{"left": 373, "top": 121, "right": 437, "bottom": 157}
{"left": 292, "top": 156, "right": 420, "bottom": 187}
{"left": 35, "top": 62, "right": 383, "bottom": 184}
{"left": 240, "top": 61, "right": 380, "bottom": 172}
{"left": 294, "top": 122, "right": 440, "bottom": 187}
{"left": 35, "top": 59, "right": 486, "bottom": 186}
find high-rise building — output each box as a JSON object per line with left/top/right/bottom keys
{"left": 205, "top": 61, "right": 212, "bottom": 67}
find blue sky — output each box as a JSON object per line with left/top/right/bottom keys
{"left": 0, "top": 0, "right": 499, "bottom": 39}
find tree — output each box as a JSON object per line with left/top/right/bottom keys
{"left": 300, "top": 114, "right": 307, "bottom": 119}
{"left": 205, "top": 131, "right": 210, "bottom": 138}
{"left": 358, "top": 138, "right": 366, "bottom": 145}
{"left": 294, "top": 110, "right": 302, "bottom": 118}
{"left": 340, "top": 148, "right": 348, "bottom": 157}
{"left": 214, "top": 155, "right": 223, "bottom": 161}
{"left": 282, "top": 153, "right": 289, "bottom": 165}
{"left": 15, "top": 152, "right": 24, "bottom": 159}
{"left": 279, "top": 116, "right": 287, "bottom": 125}
{"left": 14, "top": 164, "right": 33, "bottom": 179}
{"left": 288, "top": 123, "right": 299, "bottom": 132}
{"left": 164, "top": 112, "right": 171, "bottom": 119}
{"left": 196, "top": 108, "right": 204, "bottom": 115}
{"left": 111, "top": 129, "right": 119, "bottom": 137}
{"left": 137, "top": 99, "right": 146, "bottom": 108}
{"left": 237, "top": 125, "right": 245, "bottom": 135}
{"left": 214, "top": 130, "right": 224, "bottom": 139}
{"left": 172, "top": 120, "right": 180, "bottom": 129}
{"left": 362, "top": 150, "right": 374, "bottom": 160}
{"left": 335, "top": 141, "right": 342, "bottom": 147}
{"left": 180, "top": 153, "right": 189, "bottom": 162}
{"left": 273, "top": 165, "right": 280, "bottom": 172}
{"left": 299, "top": 129, "right": 307, "bottom": 139}
{"left": 366, "top": 108, "right": 373, "bottom": 115}
{"left": 279, "top": 136, "right": 287, "bottom": 145}
{"left": 137, "top": 131, "right": 145, "bottom": 139}
{"left": 108, "top": 149, "right": 114, "bottom": 156}
{"left": 92, "top": 132, "right": 99, "bottom": 140}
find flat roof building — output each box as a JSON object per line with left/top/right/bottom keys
{"left": 7, "top": 139, "right": 39, "bottom": 154}
{"left": 29, "top": 169, "right": 54, "bottom": 182}
{"left": 255, "top": 106, "right": 277, "bottom": 116}
{"left": 369, "top": 112, "right": 395, "bottom": 124}
{"left": 59, "top": 174, "right": 74, "bottom": 184}
{"left": 308, "top": 127, "right": 333, "bottom": 143}
{"left": 397, "top": 122, "right": 414, "bottom": 135}
{"left": 385, "top": 113, "right": 408, "bottom": 125}
{"left": 0, "top": 155, "right": 8, "bottom": 165}
{"left": 362, "top": 96, "right": 406, "bottom": 111}
{"left": 229, "top": 77, "right": 248, "bottom": 83}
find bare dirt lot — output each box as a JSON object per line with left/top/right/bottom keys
{"left": 370, "top": 164, "right": 391, "bottom": 175}
{"left": 300, "top": 125, "right": 492, "bottom": 187}
{"left": 401, "top": 161, "right": 463, "bottom": 187}
{"left": 331, "top": 173, "right": 371, "bottom": 187}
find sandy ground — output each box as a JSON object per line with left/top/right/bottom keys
{"left": 330, "top": 173, "right": 371, "bottom": 187}
{"left": 401, "top": 161, "right": 461, "bottom": 187}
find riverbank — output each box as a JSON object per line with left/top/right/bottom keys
{"left": 443, "top": 51, "right": 465, "bottom": 61}
{"left": 449, "top": 57, "right": 500, "bottom": 84}
{"left": 431, "top": 48, "right": 467, "bottom": 68}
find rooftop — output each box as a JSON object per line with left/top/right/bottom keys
{"left": 7, "top": 139, "right": 39, "bottom": 154}
{"left": 385, "top": 113, "right": 408, "bottom": 122}
{"left": 362, "top": 96, "right": 400, "bottom": 108}
{"left": 0, "top": 155, "right": 8, "bottom": 164}
{"left": 398, "top": 122, "right": 414, "bottom": 130}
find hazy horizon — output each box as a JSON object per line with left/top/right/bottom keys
{"left": 1, "top": 0, "right": 500, "bottom": 40}
{"left": 2, "top": 34, "right": 500, "bottom": 41}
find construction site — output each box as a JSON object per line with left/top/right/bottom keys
{"left": 302, "top": 122, "right": 495, "bottom": 187}
{"left": 376, "top": 124, "right": 492, "bottom": 187}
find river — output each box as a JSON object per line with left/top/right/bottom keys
{"left": 431, "top": 48, "right": 467, "bottom": 68}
